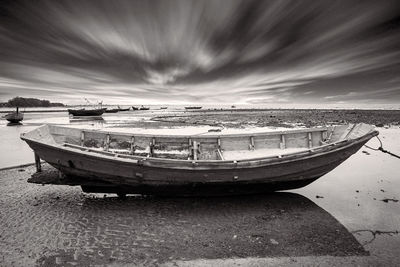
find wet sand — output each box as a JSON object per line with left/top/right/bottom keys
{"left": 1, "top": 108, "right": 399, "bottom": 169}
{"left": 153, "top": 109, "right": 400, "bottom": 128}
{"left": 0, "top": 109, "right": 399, "bottom": 266}
{"left": 0, "top": 166, "right": 368, "bottom": 266}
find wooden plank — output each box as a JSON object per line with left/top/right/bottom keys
{"left": 280, "top": 134, "right": 286, "bottom": 149}
{"left": 80, "top": 131, "right": 85, "bottom": 146}
{"left": 34, "top": 153, "right": 41, "bottom": 172}
{"left": 253, "top": 135, "right": 281, "bottom": 149}
{"left": 221, "top": 136, "right": 249, "bottom": 151}
{"left": 311, "top": 131, "right": 323, "bottom": 147}
{"left": 155, "top": 137, "right": 191, "bottom": 143}
{"left": 52, "top": 124, "right": 327, "bottom": 139}
{"left": 130, "top": 136, "right": 135, "bottom": 154}
{"left": 308, "top": 132, "right": 312, "bottom": 148}
{"left": 250, "top": 136, "right": 255, "bottom": 150}
{"left": 149, "top": 140, "right": 154, "bottom": 157}
{"left": 321, "top": 131, "right": 327, "bottom": 140}
{"left": 196, "top": 142, "right": 218, "bottom": 160}
{"left": 192, "top": 141, "right": 198, "bottom": 160}
{"left": 344, "top": 124, "right": 360, "bottom": 140}
{"left": 334, "top": 124, "right": 355, "bottom": 141}
{"left": 105, "top": 134, "right": 110, "bottom": 151}
{"left": 64, "top": 143, "right": 115, "bottom": 156}
{"left": 217, "top": 149, "right": 225, "bottom": 160}
{"left": 188, "top": 138, "right": 192, "bottom": 159}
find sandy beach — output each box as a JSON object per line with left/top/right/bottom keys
{"left": 0, "top": 109, "right": 399, "bottom": 266}
{"left": 2, "top": 0, "right": 400, "bottom": 265}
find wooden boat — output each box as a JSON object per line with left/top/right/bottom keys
{"left": 160, "top": 107, "right": 168, "bottom": 109}
{"left": 131, "top": 106, "right": 139, "bottom": 110}
{"left": 68, "top": 108, "right": 107, "bottom": 116}
{"left": 139, "top": 106, "right": 150, "bottom": 110}
{"left": 118, "top": 106, "right": 130, "bottom": 112}
{"left": 185, "top": 106, "right": 202, "bottom": 110}
{"left": 104, "top": 108, "right": 119, "bottom": 113}
{"left": 4, "top": 107, "right": 24, "bottom": 123}
{"left": 21, "top": 123, "right": 378, "bottom": 196}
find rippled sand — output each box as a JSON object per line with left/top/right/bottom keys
{"left": 1, "top": 110, "right": 399, "bottom": 266}
{"left": 0, "top": 165, "right": 372, "bottom": 266}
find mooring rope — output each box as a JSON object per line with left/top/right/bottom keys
{"left": 364, "top": 136, "right": 400, "bottom": 159}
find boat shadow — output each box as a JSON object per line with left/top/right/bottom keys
{"left": 6, "top": 122, "right": 23, "bottom": 126}
{"left": 38, "top": 192, "right": 368, "bottom": 265}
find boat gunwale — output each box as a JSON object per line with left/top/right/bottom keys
{"left": 44, "top": 124, "right": 330, "bottom": 138}
{"left": 20, "top": 126, "right": 378, "bottom": 169}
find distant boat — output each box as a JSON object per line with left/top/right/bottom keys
{"left": 105, "top": 108, "right": 119, "bottom": 113}
{"left": 68, "top": 108, "right": 107, "bottom": 116}
{"left": 4, "top": 107, "right": 24, "bottom": 123}
{"left": 118, "top": 106, "right": 130, "bottom": 112}
{"left": 185, "top": 106, "right": 202, "bottom": 110}
{"left": 231, "top": 105, "right": 236, "bottom": 108}
{"left": 139, "top": 106, "right": 150, "bottom": 110}
{"left": 131, "top": 106, "right": 139, "bottom": 110}
{"left": 21, "top": 123, "right": 377, "bottom": 196}
{"left": 160, "top": 107, "right": 168, "bottom": 109}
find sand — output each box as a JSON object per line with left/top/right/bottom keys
{"left": 0, "top": 165, "right": 371, "bottom": 266}
{"left": 152, "top": 109, "right": 400, "bottom": 128}
{"left": 1, "top": 109, "right": 399, "bottom": 266}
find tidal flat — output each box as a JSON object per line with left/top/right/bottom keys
{"left": 0, "top": 108, "right": 399, "bottom": 266}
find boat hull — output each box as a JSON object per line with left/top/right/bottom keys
{"left": 6, "top": 118, "right": 23, "bottom": 123}
{"left": 68, "top": 108, "right": 106, "bottom": 116}
{"left": 104, "top": 109, "right": 119, "bottom": 113}
{"left": 23, "top": 131, "right": 374, "bottom": 196}
{"left": 5, "top": 112, "right": 23, "bottom": 123}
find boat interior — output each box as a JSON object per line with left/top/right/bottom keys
{"left": 23, "top": 124, "right": 375, "bottom": 161}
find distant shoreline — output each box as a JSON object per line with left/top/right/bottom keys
{"left": 0, "top": 109, "right": 68, "bottom": 114}
{"left": 1, "top": 107, "right": 400, "bottom": 114}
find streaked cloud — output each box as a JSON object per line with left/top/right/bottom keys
{"left": 0, "top": 0, "right": 399, "bottom": 105}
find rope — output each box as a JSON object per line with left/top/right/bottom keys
{"left": 364, "top": 136, "right": 400, "bottom": 159}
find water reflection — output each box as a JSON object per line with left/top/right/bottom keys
{"left": 6, "top": 122, "right": 23, "bottom": 126}
{"left": 69, "top": 116, "right": 105, "bottom": 126}
{"left": 38, "top": 193, "right": 367, "bottom": 265}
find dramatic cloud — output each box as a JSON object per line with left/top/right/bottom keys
{"left": 0, "top": 0, "right": 399, "bottom": 105}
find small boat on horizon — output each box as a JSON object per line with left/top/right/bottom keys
{"left": 104, "top": 108, "right": 119, "bottom": 113}
{"left": 139, "top": 106, "right": 150, "bottom": 110}
{"left": 67, "top": 107, "right": 107, "bottom": 117}
{"left": 160, "top": 107, "right": 168, "bottom": 109}
{"left": 4, "top": 107, "right": 24, "bottom": 124}
{"left": 185, "top": 106, "right": 202, "bottom": 110}
{"left": 118, "top": 106, "right": 130, "bottom": 112}
{"left": 21, "top": 123, "right": 377, "bottom": 197}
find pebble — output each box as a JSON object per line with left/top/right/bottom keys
{"left": 270, "top": 239, "right": 279, "bottom": 245}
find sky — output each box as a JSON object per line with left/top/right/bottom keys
{"left": 0, "top": 0, "right": 399, "bottom": 105}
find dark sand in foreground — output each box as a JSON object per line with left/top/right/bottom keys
{"left": 0, "top": 109, "right": 399, "bottom": 266}
{"left": 0, "top": 165, "right": 368, "bottom": 266}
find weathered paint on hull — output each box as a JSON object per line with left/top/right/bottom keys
{"left": 24, "top": 133, "right": 372, "bottom": 195}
